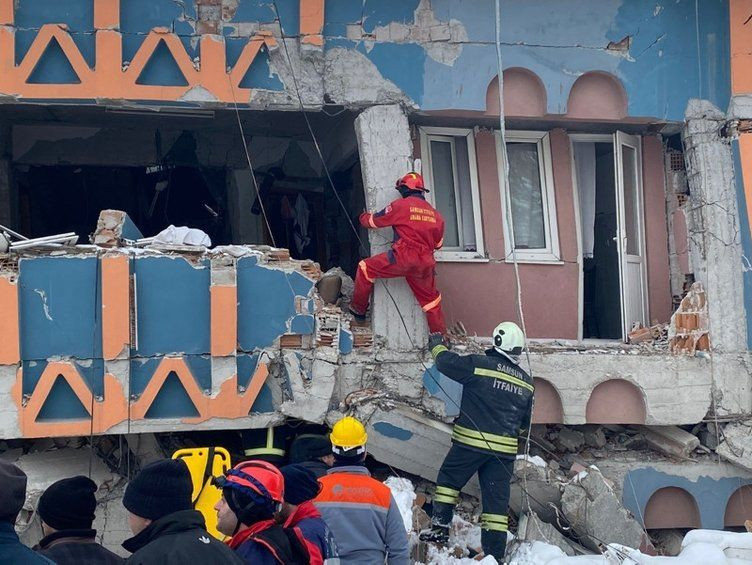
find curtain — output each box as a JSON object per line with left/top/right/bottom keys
{"left": 507, "top": 142, "right": 545, "bottom": 249}
{"left": 573, "top": 142, "right": 596, "bottom": 258}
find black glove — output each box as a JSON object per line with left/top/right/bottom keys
{"left": 428, "top": 333, "right": 446, "bottom": 355}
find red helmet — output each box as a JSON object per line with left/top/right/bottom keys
{"left": 395, "top": 172, "right": 428, "bottom": 192}
{"left": 214, "top": 460, "right": 284, "bottom": 508}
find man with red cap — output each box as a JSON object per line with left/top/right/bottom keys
{"left": 350, "top": 171, "right": 447, "bottom": 336}
{"left": 214, "top": 460, "right": 311, "bottom": 564}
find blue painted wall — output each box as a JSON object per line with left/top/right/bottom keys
{"left": 133, "top": 256, "right": 211, "bottom": 357}
{"left": 423, "top": 365, "right": 462, "bottom": 418}
{"left": 346, "top": 0, "right": 730, "bottom": 119}
{"left": 732, "top": 141, "right": 752, "bottom": 349}
{"left": 236, "top": 256, "right": 314, "bottom": 351}
{"left": 18, "top": 256, "right": 102, "bottom": 361}
{"left": 11, "top": 0, "right": 731, "bottom": 122}
{"left": 623, "top": 467, "right": 752, "bottom": 530}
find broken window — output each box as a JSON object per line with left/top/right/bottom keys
{"left": 496, "top": 130, "right": 560, "bottom": 262}
{"left": 419, "top": 126, "right": 485, "bottom": 259}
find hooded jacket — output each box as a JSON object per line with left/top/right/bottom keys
{"left": 431, "top": 345, "right": 534, "bottom": 458}
{"left": 284, "top": 500, "right": 339, "bottom": 564}
{"left": 122, "top": 509, "right": 242, "bottom": 565}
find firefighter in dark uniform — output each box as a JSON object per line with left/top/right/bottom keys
{"left": 420, "top": 321, "right": 534, "bottom": 562}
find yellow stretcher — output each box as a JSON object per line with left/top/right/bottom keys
{"left": 172, "top": 446, "right": 231, "bottom": 540}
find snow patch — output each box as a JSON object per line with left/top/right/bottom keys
{"left": 385, "top": 476, "right": 416, "bottom": 532}
{"left": 509, "top": 530, "right": 752, "bottom": 563}
{"left": 425, "top": 545, "right": 498, "bottom": 564}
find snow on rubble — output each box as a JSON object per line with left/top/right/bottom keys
{"left": 509, "top": 530, "right": 752, "bottom": 564}
{"left": 385, "top": 474, "right": 752, "bottom": 564}
{"left": 385, "top": 476, "right": 417, "bottom": 531}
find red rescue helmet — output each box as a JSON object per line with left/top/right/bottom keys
{"left": 214, "top": 460, "right": 284, "bottom": 512}
{"left": 395, "top": 172, "right": 428, "bottom": 193}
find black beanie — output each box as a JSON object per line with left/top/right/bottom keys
{"left": 0, "top": 460, "right": 27, "bottom": 523}
{"left": 123, "top": 459, "right": 193, "bottom": 521}
{"left": 289, "top": 435, "right": 332, "bottom": 463}
{"left": 280, "top": 464, "right": 321, "bottom": 505}
{"left": 38, "top": 476, "right": 97, "bottom": 530}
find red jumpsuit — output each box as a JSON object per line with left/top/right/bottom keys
{"left": 351, "top": 195, "right": 447, "bottom": 335}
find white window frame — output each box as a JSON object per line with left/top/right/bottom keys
{"left": 495, "top": 130, "right": 561, "bottom": 263}
{"left": 419, "top": 126, "right": 486, "bottom": 262}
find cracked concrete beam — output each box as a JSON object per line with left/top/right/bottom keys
{"left": 279, "top": 352, "right": 336, "bottom": 422}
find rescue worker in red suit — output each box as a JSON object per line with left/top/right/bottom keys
{"left": 350, "top": 172, "right": 447, "bottom": 335}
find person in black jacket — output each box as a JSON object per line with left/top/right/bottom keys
{"left": 121, "top": 459, "right": 242, "bottom": 565}
{"left": 35, "top": 475, "right": 123, "bottom": 564}
{"left": 288, "top": 434, "right": 334, "bottom": 478}
{"left": 0, "top": 460, "right": 53, "bottom": 565}
{"left": 420, "top": 321, "right": 534, "bottom": 562}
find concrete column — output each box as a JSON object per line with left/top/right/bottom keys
{"left": 354, "top": 104, "right": 427, "bottom": 350}
{"left": 0, "top": 125, "right": 12, "bottom": 228}
{"left": 683, "top": 99, "right": 747, "bottom": 352}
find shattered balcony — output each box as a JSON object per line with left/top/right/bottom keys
{"left": 0, "top": 237, "right": 375, "bottom": 438}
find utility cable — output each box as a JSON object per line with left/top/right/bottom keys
{"left": 492, "top": 0, "right": 538, "bottom": 526}
{"left": 260, "top": 5, "right": 634, "bottom": 558}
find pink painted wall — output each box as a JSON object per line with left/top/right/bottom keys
{"left": 435, "top": 129, "right": 579, "bottom": 339}
{"left": 642, "top": 135, "right": 672, "bottom": 323}
{"left": 426, "top": 128, "right": 671, "bottom": 338}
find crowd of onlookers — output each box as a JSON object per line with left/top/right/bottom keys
{"left": 0, "top": 416, "right": 410, "bottom": 564}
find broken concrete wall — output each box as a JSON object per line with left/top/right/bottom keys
{"left": 6, "top": 445, "right": 128, "bottom": 556}
{"left": 560, "top": 466, "right": 652, "bottom": 552}
{"left": 1, "top": 245, "right": 364, "bottom": 439}
{"left": 664, "top": 147, "right": 693, "bottom": 308}
{"left": 683, "top": 100, "right": 748, "bottom": 353}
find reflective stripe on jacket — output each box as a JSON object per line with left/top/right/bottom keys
{"left": 314, "top": 466, "right": 409, "bottom": 564}
{"left": 432, "top": 346, "right": 534, "bottom": 457}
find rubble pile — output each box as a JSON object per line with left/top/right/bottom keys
{"left": 527, "top": 422, "right": 726, "bottom": 465}
{"left": 625, "top": 281, "right": 710, "bottom": 354}
{"left": 669, "top": 282, "right": 710, "bottom": 354}
{"left": 402, "top": 419, "right": 752, "bottom": 561}
{"left": 392, "top": 459, "right": 751, "bottom": 563}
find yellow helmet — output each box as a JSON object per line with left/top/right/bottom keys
{"left": 330, "top": 416, "right": 368, "bottom": 454}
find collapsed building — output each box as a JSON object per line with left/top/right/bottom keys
{"left": 2, "top": 0, "right": 752, "bottom": 558}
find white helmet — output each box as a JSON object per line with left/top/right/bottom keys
{"left": 492, "top": 321, "right": 525, "bottom": 359}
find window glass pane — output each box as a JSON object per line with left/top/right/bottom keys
{"left": 454, "top": 137, "right": 477, "bottom": 251}
{"left": 621, "top": 145, "right": 639, "bottom": 255}
{"left": 507, "top": 142, "right": 545, "bottom": 249}
{"left": 430, "top": 139, "right": 460, "bottom": 248}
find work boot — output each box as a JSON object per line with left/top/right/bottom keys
{"left": 348, "top": 306, "right": 369, "bottom": 327}
{"left": 419, "top": 524, "right": 449, "bottom": 545}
